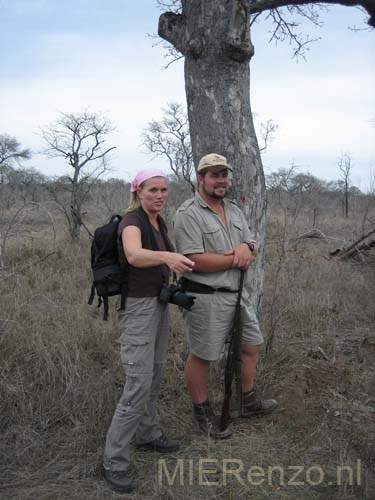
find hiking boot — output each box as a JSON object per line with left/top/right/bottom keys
{"left": 193, "top": 400, "right": 232, "bottom": 439}
{"left": 136, "top": 433, "right": 179, "bottom": 453}
{"left": 241, "top": 388, "right": 278, "bottom": 417}
{"left": 103, "top": 468, "right": 135, "bottom": 493}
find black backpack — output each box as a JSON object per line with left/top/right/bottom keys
{"left": 88, "top": 209, "right": 171, "bottom": 320}
{"left": 88, "top": 214, "right": 130, "bottom": 320}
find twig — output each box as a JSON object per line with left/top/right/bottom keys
{"left": 17, "top": 251, "right": 56, "bottom": 272}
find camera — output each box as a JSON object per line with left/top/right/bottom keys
{"left": 159, "top": 284, "right": 196, "bottom": 311}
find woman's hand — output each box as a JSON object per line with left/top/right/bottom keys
{"left": 164, "top": 253, "right": 195, "bottom": 274}
{"left": 123, "top": 226, "right": 194, "bottom": 272}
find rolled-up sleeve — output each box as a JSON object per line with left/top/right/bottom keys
{"left": 173, "top": 211, "right": 204, "bottom": 255}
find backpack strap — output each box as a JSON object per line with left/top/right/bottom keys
{"left": 137, "top": 207, "right": 158, "bottom": 251}
{"left": 103, "top": 296, "right": 109, "bottom": 321}
{"left": 120, "top": 284, "right": 127, "bottom": 311}
{"left": 88, "top": 282, "right": 96, "bottom": 305}
{"left": 158, "top": 216, "right": 174, "bottom": 252}
{"left": 136, "top": 207, "right": 173, "bottom": 287}
{"left": 137, "top": 207, "right": 173, "bottom": 252}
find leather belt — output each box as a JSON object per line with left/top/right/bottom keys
{"left": 180, "top": 278, "right": 237, "bottom": 294}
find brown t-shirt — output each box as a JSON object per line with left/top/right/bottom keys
{"left": 118, "top": 211, "right": 173, "bottom": 297}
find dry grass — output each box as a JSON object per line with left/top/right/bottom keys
{"left": 0, "top": 200, "right": 374, "bottom": 499}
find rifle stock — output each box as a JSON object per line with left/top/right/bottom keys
{"left": 219, "top": 270, "right": 245, "bottom": 431}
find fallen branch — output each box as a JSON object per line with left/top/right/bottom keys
{"left": 294, "top": 228, "right": 327, "bottom": 241}
{"left": 330, "top": 227, "right": 375, "bottom": 260}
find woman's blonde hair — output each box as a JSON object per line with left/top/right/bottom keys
{"left": 126, "top": 191, "right": 141, "bottom": 212}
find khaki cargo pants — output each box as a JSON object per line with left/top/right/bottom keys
{"left": 103, "top": 297, "right": 170, "bottom": 472}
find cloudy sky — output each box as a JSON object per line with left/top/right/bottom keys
{"left": 1, "top": 0, "right": 374, "bottom": 190}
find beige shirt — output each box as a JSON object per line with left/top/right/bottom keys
{"left": 173, "top": 193, "right": 254, "bottom": 291}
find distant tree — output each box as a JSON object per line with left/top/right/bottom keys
{"left": 7, "top": 167, "right": 47, "bottom": 203}
{"left": 266, "top": 167, "right": 339, "bottom": 198}
{"left": 41, "top": 111, "right": 116, "bottom": 241}
{"left": 266, "top": 166, "right": 336, "bottom": 225}
{"left": 143, "top": 102, "right": 278, "bottom": 195}
{"left": 289, "top": 172, "right": 325, "bottom": 194}
{"left": 1, "top": 168, "right": 47, "bottom": 204}
{"left": 325, "top": 179, "right": 341, "bottom": 192}
{"left": 94, "top": 178, "right": 130, "bottom": 218}
{"left": 266, "top": 164, "right": 297, "bottom": 197}
{"left": 338, "top": 152, "right": 352, "bottom": 218}
{"left": 0, "top": 134, "right": 31, "bottom": 184}
{"left": 258, "top": 119, "right": 279, "bottom": 154}
{"left": 142, "top": 102, "right": 195, "bottom": 193}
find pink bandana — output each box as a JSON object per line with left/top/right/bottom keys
{"left": 130, "top": 168, "right": 167, "bottom": 192}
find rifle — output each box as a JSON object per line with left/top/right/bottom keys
{"left": 219, "top": 270, "right": 245, "bottom": 431}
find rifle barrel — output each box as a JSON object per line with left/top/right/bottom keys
{"left": 219, "top": 270, "right": 245, "bottom": 431}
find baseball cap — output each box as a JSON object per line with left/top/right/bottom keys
{"left": 197, "top": 153, "right": 233, "bottom": 172}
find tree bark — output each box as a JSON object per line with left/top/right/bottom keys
{"left": 159, "top": 0, "right": 266, "bottom": 312}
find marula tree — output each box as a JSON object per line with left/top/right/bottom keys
{"left": 157, "top": 0, "right": 374, "bottom": 310}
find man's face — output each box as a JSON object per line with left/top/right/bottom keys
{"left": 199, "top": 167, "right": 230, "bottom": 199}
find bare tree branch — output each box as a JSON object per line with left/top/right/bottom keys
{"left": 338, "top": 152, "right": 352, "bottom": 217}
{"left": 0, "top": 134, "right": 31, "bottom": 184}
{"left": 142, "top": 102, "right": 196, "bottom": 193}
{"left": 247, "top": 0, "right": 375, "bottom": 28}
{"left": 40, "top": 111, "right": 116, "bottom": 240}
{"left": 259, "top": 120, "right": 279, "bottom": 152}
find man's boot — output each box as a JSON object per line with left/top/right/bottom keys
{"left": 241, "top": 388, "right": 278, "bottom": 417}
{"left": 193, "top": 400, "right": 232, "bottom": 439}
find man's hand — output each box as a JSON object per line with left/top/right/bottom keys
{"left": 224, "top": 243, "right": 256, "bottom": 270}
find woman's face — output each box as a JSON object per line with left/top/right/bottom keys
{"left": 137, "top": 176, "right": 168, "bottom": 214}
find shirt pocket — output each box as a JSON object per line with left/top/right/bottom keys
{"left": 231, "top": 219, "right": 244, "bottom": 246}
{"left": 202, "top": 223, "right": 226, "bottom": 253}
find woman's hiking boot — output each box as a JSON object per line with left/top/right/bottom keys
{"left": 136, "top": 433, "right": 179, "bottom": 453}
{"left": 103, "top": 468, "right": 135, "bottom": 494}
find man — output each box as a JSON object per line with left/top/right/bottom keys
{"left": 173, "top": 153, "right": 278, "bottom": 438}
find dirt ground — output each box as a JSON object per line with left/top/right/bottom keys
{"left": 1, "top": 322, "right": 374, "bottom": 500}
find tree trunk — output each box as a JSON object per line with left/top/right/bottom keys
{"left": 159, "top": 0, "right": 266, "bottom": 312}
{"left": 345, "top": 184, "right": 349, "bottom": 218}
{"left": 70, "top": 186, "right": 81, "bottom": 242}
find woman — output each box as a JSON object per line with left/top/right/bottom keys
{"left": 103, "top": 168, "right": 194, "bottom": 494}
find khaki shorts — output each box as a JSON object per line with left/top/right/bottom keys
{"left": 184, "top": 291, "right": 263, "bottom": 361}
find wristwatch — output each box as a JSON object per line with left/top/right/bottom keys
{"left": 245, "top": 242, "right": 255, "bottom": 252}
